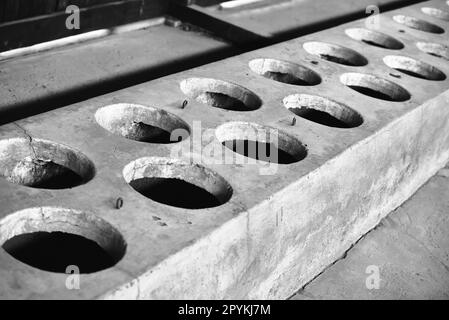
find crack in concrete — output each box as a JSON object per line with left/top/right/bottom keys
{"left": 131, "top": 160, "right": 139, "bottom": 181}
{"left": 13, "top": 122, "right": 38, "bottom": 159}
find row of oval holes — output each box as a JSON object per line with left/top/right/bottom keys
{"left": 1, "top": 7, "right": 449, "bottom": 275}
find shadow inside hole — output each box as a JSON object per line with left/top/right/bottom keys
{"left": 129, "top": 177, "right": 221, "bottom": 209}
{"left": 393, "top": 15, "right": 445, "bottom": 34}
{"left": 303, "top": 42, "right": 368, "bottom": 66}
{"left": 130, "top": 122, "right": 183, "bottom": 144}
{"left": 2, "top": 232, "right": 115, "bottom": 274}
{"left": 9, "top": 159, "right": 84, "bottom": 189}
{"left": 361, "top": 39, "right": 386, "bottom": 49}
{"left": 345, "top": 28, "right": 404, "bottom": 50}
{"left": 223, "top": 140, "right": 300, "bottom": 164}
{"left": 202, "top": 92, "right": 247, "bottom": 111}
{"left": 361, "top": 39, "right": 403, "bottom": 50}
{"left": 416, "top": 42, "right": 449, "bottom": 61}
{"left": 290, "top": 108, "right": 352, "bottom": 128}
{"left": 320, "top": 54, "right": 352, "bottom": 65}
{"left": 429, "top": 52, "right": 445, "bottom": 59}
{"left": 347, "top": 86, "right": 394, "bottom": 101}
{"left": 95, "top": 104, "right": 191, "bottom": 144}
{"left": 384, "top": 56, "right": 446, "bottom": 81}
{"left": 391, "top": 64, "right": 446, "bottom": 80}
{"left": 248, "top": 58, "right": 321, "bottom": 86}
{"left": 264, "top": 71, "right": 314, "bottom": 85}
{"left": 393, "top": 68, "right": 430, "bottom": 80}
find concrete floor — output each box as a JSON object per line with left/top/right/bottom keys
{"left": 291, "top": 164, "right": 449, "bottom": 300}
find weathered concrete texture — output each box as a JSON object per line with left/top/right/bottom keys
{"left": 0, "top": 0, "right": 448, "bottom": 300}
{"left": 0, "top": 23, "right": 231, "bottom": 123}
{"left": 291, "top": 164, "right": 449, "bottom": 300}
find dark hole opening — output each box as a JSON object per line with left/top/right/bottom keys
{"left": 132, "top": 121, "right": 182, "bottom": 144}
{"left": 347, "top": 85, "right": 394, "bottom": 101}
{"left": 361, "top": 39, "right": 389, "bottom": 49}
{"left": 361, "top": 39, "right": 403, "bottom": 50}
{"left": 429, "top": 52, "right": 445, "bottom": 59}
{"left": 393, "top": 68, "right": 429, "bottom": 80}
{"left": 319, "top": 54, "right": 359, "bottom": 66}
{"left": 2, "top": 231, "right": 114, "bottom": 274}
{"left": 223, "top": 140, "right": 299, "bottom": 164}
{"left": 265, "top": 71, "right": 313, "bottom": 85}
{"left": 291, "top": 108, "right": 351, "bottom": 128}
{"left": 129, "top": 177, "right": 221, "bottom": 209}
{"left": 205, "top": 92, "right": 247, "bottom": 111}
{"left": 11, "top": 160, "right": 84, "bottom": 189}
{"left": 424, "top": 24, "right": 444, "bottom": 34}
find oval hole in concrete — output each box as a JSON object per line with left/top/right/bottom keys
{"left": 123, "top": 157, "right": 233, "bottom": 209}
{"left": 383, "top": 55, "right": 446, "bottom": 80}
{"left": 0, "top": 207, "right": 126, "bottom": 274}
{"left": 248, "top": 58, "right": 321, "bottom": 85}
{"left": 216, "top": 122, "right": 307, "bottom": 164}
{"left": 345, "top": 28, "right": 404, "bottom": 50}
{"left": 421, "top": 7, "right": 449, "bottom": 21}
{"left": 95, "top": 104, "right": 190, "bottom": 144}
{"left": 0, "top": 138, "right": 95, "bottom": 189}
{"left": 416, "top": 42, "right": 449, "bottom": 61}
{"left": 340, "top": 72, "right": 411, "bottom": 102}
{"left": 283, "top": 94, "right": 363, "bottom": 128}
{"left": 180, "top": 78, "right": 262, "bottom": 111}
{"left": 303, "top": 42, "right": 368, "bottom": 66}
{"left": 393, "top": 15, "right": 445, "bottom": 33}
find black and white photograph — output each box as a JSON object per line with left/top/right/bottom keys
{"left": 0, "top": 0, "right": 448, "bottom": 307}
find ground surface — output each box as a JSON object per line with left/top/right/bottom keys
{"left": 291, "top": 164, "right": 449, "bottom": 300}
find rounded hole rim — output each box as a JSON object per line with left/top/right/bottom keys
{"left": 392, "top": 14, "right": 445, "bottom": 34}
{"left": 416, "top": 41, "right": 449, "bottom": 60}
{"left": 0, "top": 137, "right": 96, "bottom": 189}
{"left": 123, "top": 156, "right": 233, "bottom": 210}
{"left": 248, "top": 58, "right": 322, "bottom": 86}
{"left": 344, "top": 27, "right": 405, "bottom": 50}
{"left": 95, "top": 103, "right": 191, "bottom": 144}
{"left": 340, "top": 72, "right": 411, "bottom": 102}
{"left": 421, "top": 7, "right": 449, "bottom": 21}
{"left": 0, "top": 206, "right": 127, "bottom": 274}
{"left": 383, "top": 55, "right": 446, "bottom": 81}
{"left": 215, "top": 121, "right": 308, "bottom": 165}
{"left": 282, "top": 94, "right": 364, "bottom": 128}
{"left": 179, "top": 77, "right": 263, "bottom": 112}
{"left": 302, "top": 41, "right": 369, "bottom": 67}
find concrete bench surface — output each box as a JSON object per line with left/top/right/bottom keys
{"left": 0, "top": 22, "right": 232, "bottom": 123}
{"left": 175, "top": 0, "right": 425, "bottom": 41}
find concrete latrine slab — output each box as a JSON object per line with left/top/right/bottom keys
{"left": 0, "top": 0, "right": 449, "bottom": 299}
